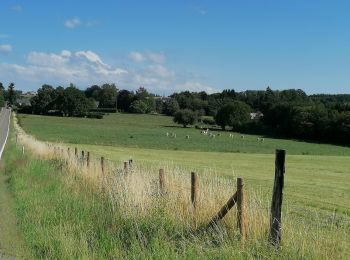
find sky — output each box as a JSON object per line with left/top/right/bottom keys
{"left": 1, "top": 0, "right": 350, "bottom": 95}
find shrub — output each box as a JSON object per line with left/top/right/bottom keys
{"left": 173, "top": 109, "right": 198, "bottom": 127}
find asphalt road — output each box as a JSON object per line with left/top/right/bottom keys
{"left": 0, "top": 108, "right": 11, "bottom": 160}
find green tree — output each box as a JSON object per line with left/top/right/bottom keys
{"left": 0, "top": 88, "right": 4, "bottom": 107}
{"left": 130, "top": 100, "right": 149, "bottom": 114}
{"left": 117, "top": 90, "right": 134, "bottom": 112}
{"left": 215, "top": 101, "right": 251, "bottom": 130}
{"left": 62, "top": 85, "right": 92, "bottom": 116}
{"left": 173, "top": 109, "right": 198, "bottom": 127}
{"left": 85, "top": 85, "right": 101, "bottom": 100}
{"left": 30, "top": 84, "right": 57, "bottom": 114}
{"left": 163, "top": 98, "right": 179, "bottom": 116}
{"left": 98, "top": 83, "right": 118, "bottom": 108}
{"left": 7, "top": 82, "right": 17, "bottom": 106}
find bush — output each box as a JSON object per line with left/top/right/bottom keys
{"left": 173, "top": 109, "right": 198, "bottom": 127}
{"left": 201, "top": 117, "right": 216, "bottom": 125}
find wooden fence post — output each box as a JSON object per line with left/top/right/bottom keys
{"left": 208, "top": 192, "right": 238, "bottom": 228}
{"left": 124, "top": 161, "right": 128, "bottom": 172}
{"left": 101, "top": 157, "right": 105, "bottom": 174}
{"left": 81, "top": 150, "right": 85, "bottom": 160}
{"left": 159, "top": 169, "right": 165, "bottom": 193}
{"left": 87, "top": 152, "right": 90, "bottom": 168}
{"left": 191, "top": 172, "right": 198, "bottom": 209}
{"left": 270, "top": 149, "right": 286, "bottom": 247}
{"left": 74, "top": 147, "right": 78, "bottom": 158}
{"left": 237, "top": 177, "right": 246, "bottom": 241}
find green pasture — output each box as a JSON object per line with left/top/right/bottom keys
{"left": 17, "top": 113, "right": 350, "bottom": 156}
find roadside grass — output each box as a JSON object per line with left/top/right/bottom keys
{"left": 6, "top": 120, "right": 350, "bottom": 259}
{"left": 17, "top": 113, "right": 350, "bottom": 156}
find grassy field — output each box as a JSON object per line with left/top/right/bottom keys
{"left": 14, "top": 113, "right": 350, "bottom": 258}
{"left": 18, "top": 113, "right": 350, "bottom": 156}
{"left": 8, "top": 119, "right": 350, "bottom": 259}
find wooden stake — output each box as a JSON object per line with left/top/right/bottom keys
{"left": 124, "top": 161, "right": 128, "bottom": 172}
{"left": 87, "top": 152, "right": 90, "bottom": 168}
{"left": 74, "top": 147, "right": 78, "bottom": 157}
{"left": 101, "top": 156, "right": 105, "bottom": 174}
{"left": 270, "top": 149, "right": 286, "bottom": 247}
{"left": 191, "top": 172, "right": 198, "bottom": 209}
{"left": 208, "top": 192, "right": 238, "bottom": 228}
{"left": 237, "top": 177, "right": 246, "bottom": 241}
{"left": 159, "top": 169, "right": 165, "bottom": 193}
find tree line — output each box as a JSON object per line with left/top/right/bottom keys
{"left": 1, "top": 81, "right": 349, "bottom": 145}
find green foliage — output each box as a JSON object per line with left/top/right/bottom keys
{"left": 7, "top": 82, "right": 17, "bottom": 106}
{"left": 30, "top": 84, "right": 93, "bottom": 117}
{"left": 117, "top": 90, "right": 134, "bottom": 112}
{"left": 0, "top": 88, "right": 4, "bottom": 107}
{"left": 98, "top": 83, "right": 118, "bottom": 108}
{"left": 173, "top": 109, "right": 198, "bottom": 127}
{"left": 162, "top": 98, "right": 179, "bottom": 116}
{"left": 215, "top": 101, "right": 251, "bottom": 130}
{"left": 130, "top": 100, "right": 149, "bottom": 114}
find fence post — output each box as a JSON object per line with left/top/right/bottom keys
{"left": 270, "top": 149, "right": 286, "bottom": 247}
{"left": 191, "top": 172, "right": 198, "bottom": 209}
{"left": 74, "top": 147, "right": 78, "bottom": 158}
{"left": 237, "top": 177, "right": 247, "bottom": 241}
{"left": 124, "top": 161, "right": 128, "bottom": 172}
{"left": 101, "top": 157, "right": 105, "bottom": 174}
{"left": 159, "top": 169, "right": 165, "bottom": 193}
{"left": 87, "top": 152, "right": 90, "bottom": 168}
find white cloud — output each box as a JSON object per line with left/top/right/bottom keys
{"left": 129, "top": 51, "right": 146, "bottom": 62}
{"left": 64, "top": 18, "right": 82, "bottom": 29}
{"left": 0, "top": 49, "right": 214, "bottom": 95}
{"left": 64, "top": 18, "right": 100, "bottom": 29}
{"left": 147, "top": 64, "right": 174, "bottom": 78}
{"left": 76, "top": 50, "right": 106, "bottom": 65}
{"left": 129, "top": 51, "right": 166, "bottom": 64}
{"left": 0, "top": 44, "right": 12, "bottom": 52}
{"left": 147, "top": 52, "right": 165, "bottom": 63}
{"left": 175, "top": 81, "right": 218, "bottom": 94}
{"left": 10, "top": 4, "right": 23, "bottom": 12}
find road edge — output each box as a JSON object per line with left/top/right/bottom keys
{"left": 0, "top": 108, "right": 11, "bottom": 160}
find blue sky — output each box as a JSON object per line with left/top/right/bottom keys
{"left": 1, "top": 0, "right": 350, "bottom": 95}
